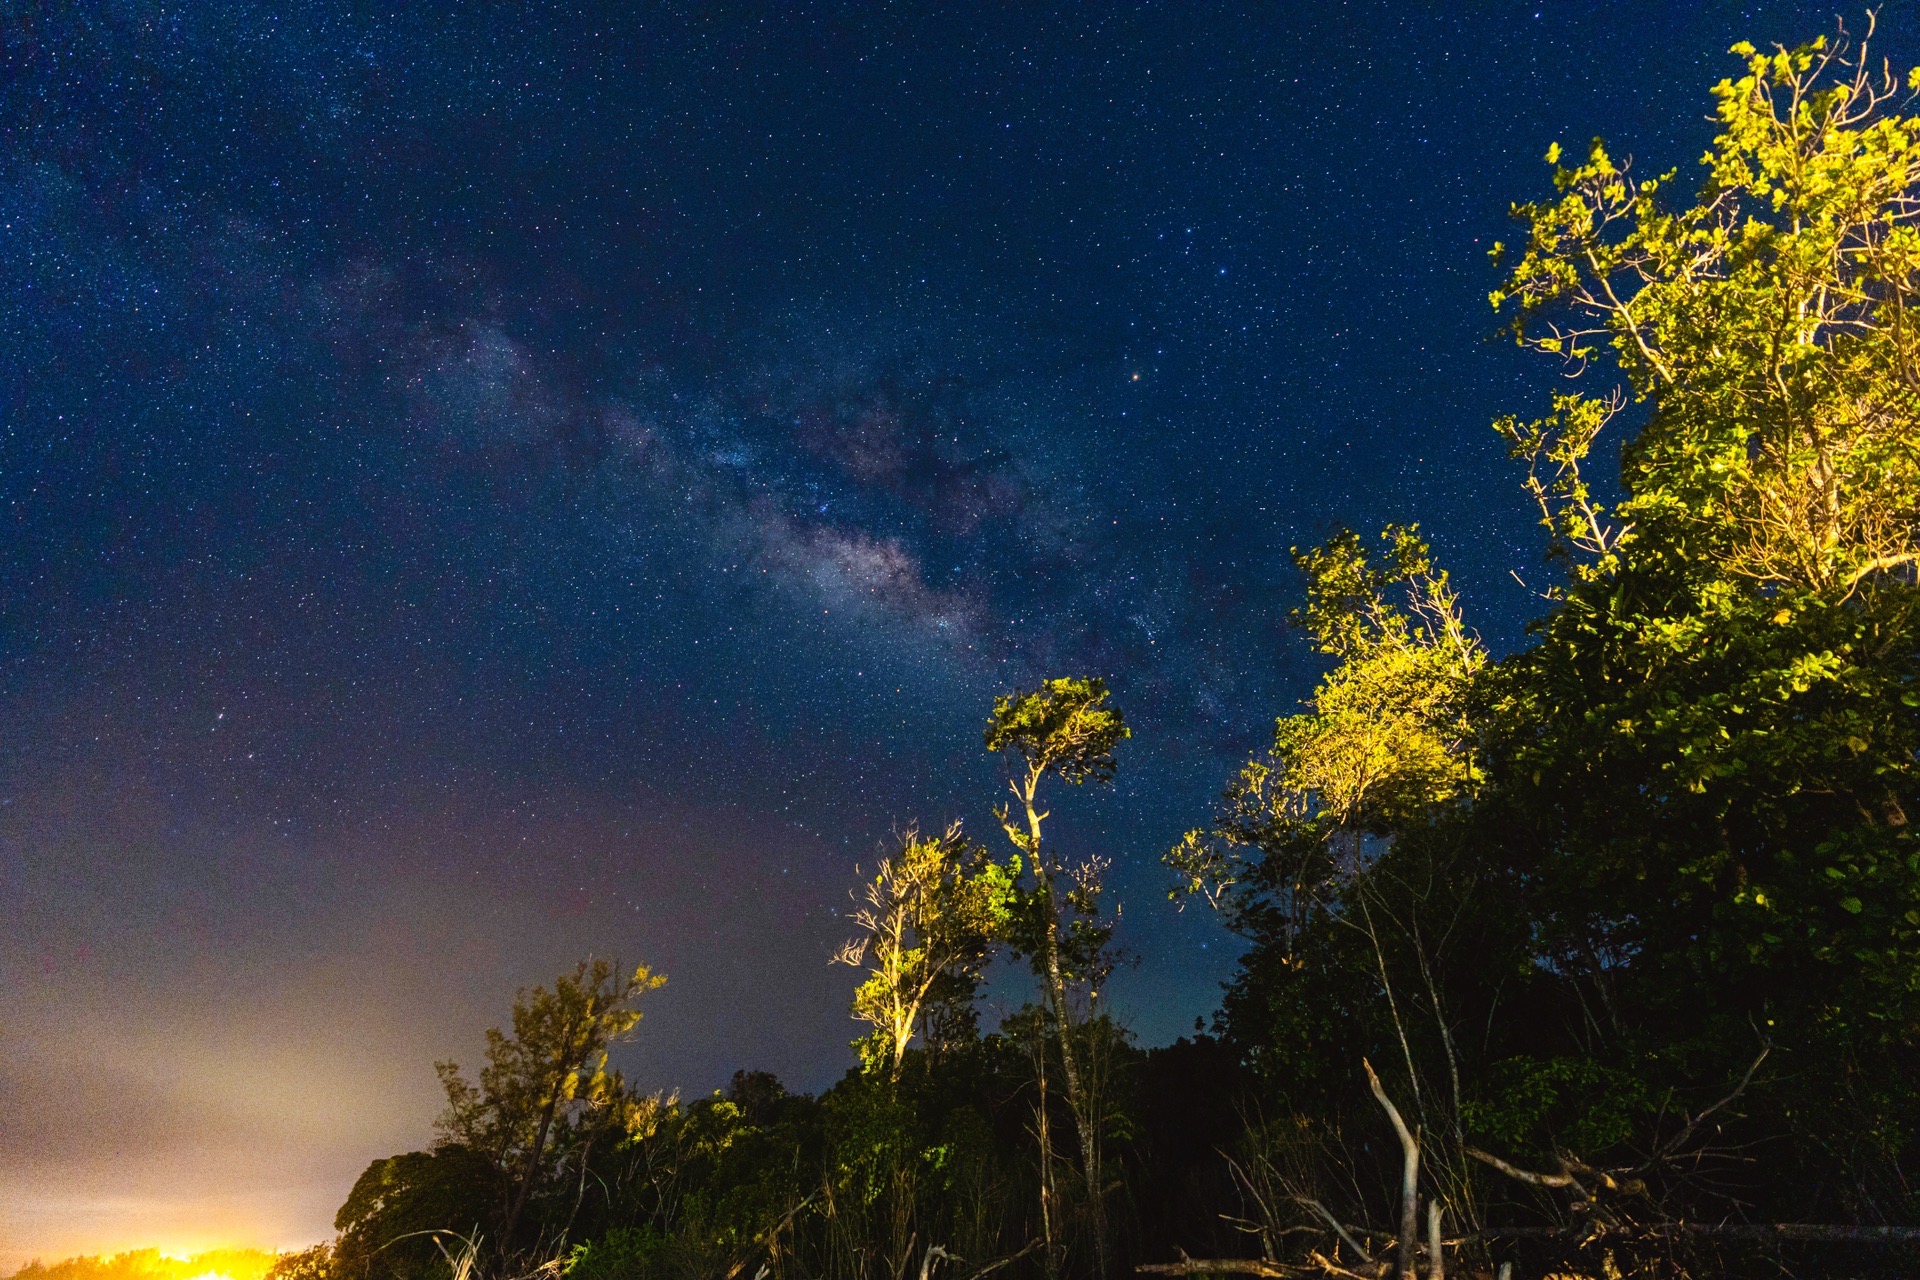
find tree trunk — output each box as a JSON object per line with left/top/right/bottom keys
{"left": 1027, "top": 782, "right": 1107, "bottom": 1280}
{"left": 1035, "top": 1028, "right": 1058, "bottom": 1279}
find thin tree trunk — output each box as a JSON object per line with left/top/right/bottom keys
{"left": 1035, "top": 1030, "right": 1058, "bottom": 1280}
{"left": 504, "top": 1016, "right": 592, "bottom": 1244}
{"left": 1028, "top": 782, "right": 1107, "bottom": 1280}
{"left": 504, "top": 1099, "right": 559, "bottom": 1242}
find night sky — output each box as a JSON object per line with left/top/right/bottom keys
{"left": 1, "top": 0, "right": 1903, "bottom": 1265}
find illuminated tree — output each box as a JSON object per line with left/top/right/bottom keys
{"left": 1479, "top": 22, "right": 1920, "bottom": 1214}
{"left": 986, "top": 675, "right": 1130, "bottom": 1275}
{"left": 1176, "top": 26, "right": 1920, "bottom": 1260}
{"left": 833, "top": 820, "right": 1012, "bottom": 1077}
{"left": 262, "top": 1247, "right": 332, "bottom": 1280}
{"left": 1491, "top": 18, "right": 1920, "bottom": 596}
{"left": 331, "top": 1147, "right": 498, "bottom": 1280}
{"left": 1167, "top": 524, "right": 1483, "bottom": 945}
{"left": 436, "top": 957, "right": 666, "bottom": 1245}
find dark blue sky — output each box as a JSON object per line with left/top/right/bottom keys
{"left": 1, "top": 0, "right": 1903, "bottom": 1261}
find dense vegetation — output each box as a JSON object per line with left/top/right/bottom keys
{"left": 277, "top": 28, "right": 1920, "bottom": 1280}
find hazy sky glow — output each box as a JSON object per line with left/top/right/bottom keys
{"left": 2, "top": 1, "right": 1904, "bottom": 1266}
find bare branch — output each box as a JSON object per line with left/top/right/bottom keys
{"left": 1362, "top": 1059, "right": 1420, "bottom": 1280}
{"left": 1463, "top": 1147, "right": 1577, "bottom": 1189}
{"left": 1294, "top": 1197, "right": 1374, "bottom": 1265}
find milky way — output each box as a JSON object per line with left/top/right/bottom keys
{"left": 0, "top": 0, "right": 1893, "bottom": 1264}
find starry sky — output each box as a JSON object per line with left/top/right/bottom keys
{"left": 2, "top": 0, "right": 1906, "bottom": 1266}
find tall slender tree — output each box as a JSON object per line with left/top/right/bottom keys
{"left": 986, "top": 676, "right": 1130, "bottom": 1277}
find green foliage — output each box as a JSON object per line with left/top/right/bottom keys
{"left": 435, "top": 959, "right": 666, "bottom": 1250}
{"left": 1475, "top": 24, "right": 1920, "bottom": 1215}
{"left": 984, "top": 676, "right": 1130, "bottom": 793}
{"left": 263, "top": 1248, "right": 333, "bottom": 1280}
{"left": 1186, "top": 19, "right": 1920, "bottom": 1256}
{"left": 834, "top": 822, "right": 1015, "bottom": 1075}
{"left": 1167, "top": 525, "right": 1482, "bottom": 933}
{"left": 1461, "top": 1057, "right": 1656, "bottom": 1160}
{"left": 983, "top": 677, "right": 1131, "bottom": 987}
{"left": 562, "top": 1227, "right": 665, "bottom": 1280}
{"left": 332, "top": 1147, "right": 500, "bottom": 1280}
{"left": 437, "top": 959, "right": 664, "bottom": 1162}
{"left": 1493, "top": 28, "right": 1920, "bottom": 596}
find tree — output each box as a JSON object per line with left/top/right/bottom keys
{"left": 1165, "top": 529, "right": 1497, "bottom": 1270}
{"left": 833, "top": 821, "right": 1013, "bottom": 1077}
{"left": 1482, "top": 21, "right": 1920, "bottom": 1218}
{"left": 1167, "top": 525, "right": 1483, "bottom": 942}
{"left": 985, "top": 675, "right": 1130, "bottom": 1276}
{"left": 1491, "top": 17, "right": 1920, "bottom": 597}
{"left": 1170, "top": 23, "right": 1920, "bottom": 1261}
{"left": 262, "top": 1247, "right": 332, "bottom": 1280}
{"left": 436, "top": 958, "right": 666, "bottom": 1248}
{"left": 331, "top": 1147, "right": 499, "bottom": 1280}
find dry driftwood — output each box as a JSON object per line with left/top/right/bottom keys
{"left": 1362, "top": 1059, "right": 1421, "bottom": 1280}
{"left": 1138, "top": 1221, "right": 1920, "bottom": 1280}
{"left": 1135, "top": 1261, "right": 1299, "bottom": 1278}
{"left": 1470, "top": 1222, "right": 1920, "bottom": 1244}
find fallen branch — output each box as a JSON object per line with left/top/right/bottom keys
{"left": 1138, "top": 1221, "right": 1920, "bottom": 1280}
{"left": 1466, "top": 1223, "right": 1920, "bottom": 1244}
{"left": 1643, "top": 1222, "right": 1920, "bottom": 1244}
{"left": 1135, "top": 1258, "right": 1300, "bottom": 1277}
{"left": 1306, "top": 1252, "right": 1385, "bottom": 1280}
{"left": 1294, "top": 1197, "right": 1375, "bottom": 1264}
{"left": 1463, "top": 1147, "right": 1575, "bottom": 1188}
{"left": 1635, "top": 1042, "right": 1770, "bottom": 1173}
{"left": 962, "top": 1237, "right": 1045, "bottom": 1280}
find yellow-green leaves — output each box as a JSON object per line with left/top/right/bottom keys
{"left": 1495, "top": 26, "right": 1920, "bottom": 597}
{"left": 985, "top": 675, "right": 1130, "bottom": 788}
{"left": 1169, "top": 528, "right": 1483, "bottom": 917}
{"left": 1496, "top": 391, "right": 1631, "bottom": 570}
{"left": 835, "top": 821, "right": 1008, "bottom": 1076}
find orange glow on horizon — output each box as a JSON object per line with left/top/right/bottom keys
{"left": 2, "top": 1247, "right": 283, "bottom": 1280}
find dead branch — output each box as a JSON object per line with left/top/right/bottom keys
{"left": 960, "top": 1237, "right": 1044, "bottom": 1280}
{"left": 1135, "top": 1261, "right": 1300, "bottom": 1278}
{"left": 1633, "top": 1042, "right": 1769, "bottom": 1173}
{"left": 1295, "top": 1197, "right": 1374, "bottom": 1265}
{"left": 1462, "top": 1147, "right": 1575, "bottom": 1188}
{"left": 1307, "top": 1252, "right": 1387, "bottom": 1280}
{"left": 1465, "top": 1222, "right": 1920, "bottom": 1244}
{"left": 1467, "top": 1040, "right": 1769, "bottom": 1225}
{"left": 1363, "top": 1058, "right": 1420, "bottom": 1280}
{"left": 1674, "top": 1224, "right": 1920, "bottom": 1243}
